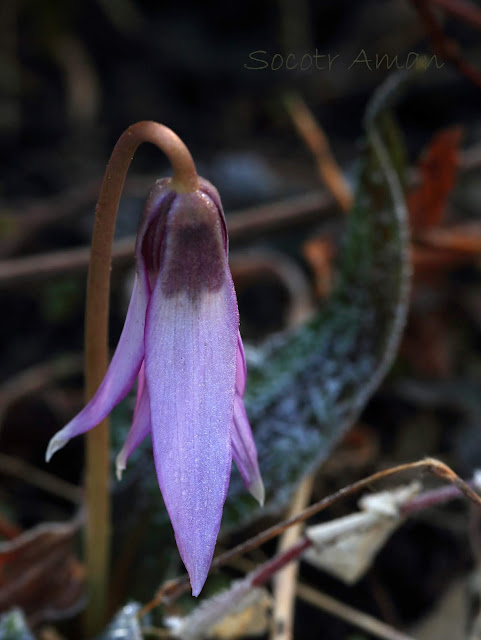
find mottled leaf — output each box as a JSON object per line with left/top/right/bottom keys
{"left": 98, "top": 602, "right": 143, "bottom": 640}
{"left": 0, "top": 609, "right": 35, "bottom": 640}
{"left": 224, "top": 108, "right": 411, "bottom": 526}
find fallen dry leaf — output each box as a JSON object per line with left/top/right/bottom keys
{"left": 166, "top": 582, "right": 272, "bottom": 640}
{"left": 0, "top": 512, "right": 85, "bottom": 627}
{"left": 408, "top": 126, "right": 462, "bottom": 232}
{"left": 304, "top": 483, "right": 421, "bottom": 584}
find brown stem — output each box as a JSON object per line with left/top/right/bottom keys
{"left": 401, "top": 482, "right": 470, "bottom": 514}
{"left": 84, "top": 121, "right": 198, "bottom": 637}
{"left": 251, "top": 537, "right": 312, "bottom": 587}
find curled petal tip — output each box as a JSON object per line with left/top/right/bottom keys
{"left": 115, "top": 450, "right": 127, "bottom": 481}
{"left": 249, "top": 474, "right": 265, "bottom": 507}
{"left": 231, "top": 395, "right": 264, "bottom": 506}
{"left": 45, "top": 435, "right": 69, "bottom": 462}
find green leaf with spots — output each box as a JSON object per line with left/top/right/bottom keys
{"left": 224, "top": 108, "right": 410, "bottom": 526}
{"left": 0, "top": 610, "right": 35, "bottom": 640}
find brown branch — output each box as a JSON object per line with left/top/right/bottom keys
{"left": 428, "top": 0, "right": 481, "bottom": 30}
{"left": 0, "top": 237, "right": 135, "bottom": 287}
{"left": 0, "top": 180, "right": 101, "bottom": 258}
{"left": 0, "top": 355, "right": 83, "bottom": 424}
{"left": 0, "top": 191, "right": 335, "bottom": 287}
{"left": 2, "top": 140, "right": 481, "bottom": 289}
{"left": 0, "top": 453, "right": 82, "bottom": 503}
{"left": 411, "top": 0, "right": 481, "bottom": 90}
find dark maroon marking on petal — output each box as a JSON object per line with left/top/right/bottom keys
{"left": 141, "top": 191, "right": 176, "bottom": 289}
{"left": 198, "top": 178, "right": 228, "bottom": 254}
{"left": 135, "top": 178, "right": 172, "bottom": 260}
{"left": 159, "top": 191, "right": 227, "bottom": 299}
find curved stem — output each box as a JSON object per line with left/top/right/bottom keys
{"left": 84, "top": 121, "right": 198, "bottom": 637}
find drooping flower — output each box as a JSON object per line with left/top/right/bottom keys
{"left": 46, "top": 177, "right": 264, "bottom": 596}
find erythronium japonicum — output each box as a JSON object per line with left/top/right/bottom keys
{"left": 46, "top": 124, "right": 264, "bottom": 597}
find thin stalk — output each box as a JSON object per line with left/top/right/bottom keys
{"left": 271, "top": 474, "right": 314, "bottom": 640}
{"left": 84, "top": 121, "right": 198, "bottom": 637}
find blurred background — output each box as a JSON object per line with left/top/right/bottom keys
{"left": 1, "top": 1, "right": 481, "bottom": 638}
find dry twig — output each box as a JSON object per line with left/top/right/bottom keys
{"left": 297, "top": 582, "right": 416, "bottom": 640}
{"left": 2, "top": 141, "right": 481, "bottom": 288}
{"left": 285, "top": 93, "right": 353, "bottom": 212}
{"left": 270, "top": 475, "right": 314, "bottom": 640}
{"left": 140, "top": 458, "right": 481, "bottom": 615}
{"left": 411, "top": 0, "right": 481, "bottom": 89}
{"left": 0, "top": 191, "right": 335, "bottom": 287}
{"left": 227, "top": 554, "right": 415, "bottom": 640}
{"left": 0, "top": 453, "right": 82, "bottom": 503}
{"left": 0, "top": 355, "right": 82, "bottom": 424}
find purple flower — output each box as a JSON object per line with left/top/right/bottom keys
{"left": 46, "top": 177, "right": 264, "bottom": 596}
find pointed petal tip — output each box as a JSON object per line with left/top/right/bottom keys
{"left": 191, "top": 585, "right": 202, "bottom": 598}
{"left": 231, "top": 394, "right": 264, "bottom": 506}
{"left": 249, "top": 474, "right": 265, "bottom": 507}
{"left": 180, "top": 534, "right": 213, "bottom": 598}
{"left": 45, "top": 435, "right": 69, "bottom": 462}
{"left": 190, "top": 571, "right": 207, "bottom": 598}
